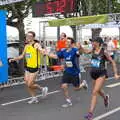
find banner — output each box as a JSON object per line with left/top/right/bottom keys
{"left": 48, "top": 14, "right": 108, "bottom": 26}
{"left": 0, "top": 10, "right": 8, "bottom": 83}
{"left": 0, "top": 0, "right": 25, "bottom": 6}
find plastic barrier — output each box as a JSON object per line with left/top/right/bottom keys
{"left": 50, "top": 65, "right": 64, "bottom": 71}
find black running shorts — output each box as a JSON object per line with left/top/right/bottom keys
{"left": 62, "top": 72, "right": 80, "bottom": 87}
{"left": 25, "top": 67, "right": 38, "bottom": 73}
{"left": 90, "top": 68, "right": 108, "bottom": 80}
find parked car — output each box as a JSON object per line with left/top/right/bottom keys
{"left": 7, "top": 41, "right": 21, "bottom": 77}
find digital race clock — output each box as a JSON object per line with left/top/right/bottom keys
{"left": 32, "top": 0, "right": 75, "bottom": 17}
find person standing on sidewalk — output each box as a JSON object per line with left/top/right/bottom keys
{"left": 56, "top": 32, "right": 67, "bottom": 52}
{"left": 45, "top": 37, "right": 88, "bottom": 107}
{"left": 9, "top": 31, "right": 48, "bottom": 104}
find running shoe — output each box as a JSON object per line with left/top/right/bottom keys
{"left": 42, "top": 87, "right": 48, "bottom": 97}
{"left": 104, "top": 94, "right": 110, "bottom": 108}
{"left": 84, "top": 112, "right": 93, "bottom": 120}
{"left": 62, "top": 101, "right": 72, "bottom": 108}
{"left": 82, "top": 80, "right": 88, "bottom": 90}
{"left": 27, "top": 97, "right": 39, "bottom": 104}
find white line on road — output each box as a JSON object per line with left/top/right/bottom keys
{"left": 93, "top": 107, "right": 120, "bottom": 120}
{"left": 106, "top": 82, "right": 120, "bottom": 88}
{"left": 1, "top": 90, "right": 60, "bottom": 106}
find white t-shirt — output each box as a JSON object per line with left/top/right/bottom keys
{"left": 107, "top": 40, "right": 115, "bottom": 55}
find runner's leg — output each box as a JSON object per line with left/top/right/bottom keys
{"left": 61, "top": 83, "right": 72, "bottom": 107}
{"left": 84, "top": 76, "right": 106, "bottom": 119}
{"left": 89, "top": 76, "right": 106, "bottom": 113}
{"left": 74, "top": 74, "right": 88, "bottom": 90}
{"left": 61, "top": 83, "right": 69, "bottom": 99}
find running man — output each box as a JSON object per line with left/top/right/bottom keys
{"left": 45, "top": 37, "right": 88, "bottom": 107}
{"left": 9, "top": 31, "right": 48, "bottom": 104}
{"left": 78, "top": 37, "right": 119, "bottom": 120}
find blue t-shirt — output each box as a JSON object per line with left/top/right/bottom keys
{"left": 57, "top": 48, "right": 80, "bottom": 76}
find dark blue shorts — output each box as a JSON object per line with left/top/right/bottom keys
{"left": 62, "top": 72, "right": 80, "bottom": 87}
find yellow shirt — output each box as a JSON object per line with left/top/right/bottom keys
{"left": 25, "top": 44, "right": 40, "bottom": 68}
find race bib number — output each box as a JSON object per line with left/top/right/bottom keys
{"left": 66, "top": 61, "right": 73, "bottom": 67}
{"left": 25, "top": 53, "right": 31, "bottom": 58}
{"left": 91, "top": 59, "right": 100, "bottom": 68}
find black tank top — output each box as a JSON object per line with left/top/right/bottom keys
{"left": 91, "top": 48, "right": 106, "bottom": 70}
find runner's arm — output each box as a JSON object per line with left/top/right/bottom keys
{"left": 104, "top": 52, "right": 119, "bottom": 79}
{"left": 76, "top": 42, "right": 92, "bottom": 54}
{"left": 45, "top": 51, "right": 58, "bottom": 59}
{"left": 34, "top": 43, "right": 46, "bottom": 54}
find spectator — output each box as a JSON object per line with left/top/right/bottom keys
{"left": 107, "top": 37, "right": 116, "bottom": 59}
{"left": 56, "top": 32, "right": 67, "bottom": 51}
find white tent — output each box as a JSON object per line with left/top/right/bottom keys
{"left": 82, "top": 22, "right": 120, "bottom": 29}
{"left": 7, "top": 26, "right": 19, "bottom": 41}
{"left": 82, "top": 22, "right": 120, "bottom": 40}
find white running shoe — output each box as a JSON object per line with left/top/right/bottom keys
{"left": 27, "top": 97, "right": 39, "bottom": 104}
{"left": 42, "top": 87, "right": 48, "bottom": 97}
{"left": 82, "top": 80, "right": 88, "bottom": 90}
{"left": 62, "top": 102, "right": 72, "bottom": 108}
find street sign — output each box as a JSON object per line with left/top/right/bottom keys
{"left": 0, "top": 0, "right": 25, "bottom": 6}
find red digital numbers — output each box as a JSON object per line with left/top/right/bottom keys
{"left": 46, "top": 0, "right": 66, "bottom": 14}
{"left": 46, "top": 2, "right": 52, "bottom": 14}
{"left": 58, "top": 0, "right": 66, "bottom": 13}
{"left": 32, "top": 0, "right": 75, "bottom": 17}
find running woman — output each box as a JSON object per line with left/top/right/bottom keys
{"left": 9, "top": 31, "right": 48, "bottom": 104}
{"left": 45, "top": 37, "right": 88, "bottom": 107}
{"left": 79, "top": 37, "right": 120, "bottom": 120}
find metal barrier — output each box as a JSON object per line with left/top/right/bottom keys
{"left": 0, "top": 55, "right": 91, "bottom": 89}
{"left": 0, "top": 71, "right": 63, "bottom": 88}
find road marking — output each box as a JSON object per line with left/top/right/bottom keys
{"left": 1, "top": 90, "right": 60, "bottom": 106}
{"left": 93, "top": 106, "right": 120, "bottom": 120}
{"left": 106, "top": 82, "right": 120, "bottom": 88}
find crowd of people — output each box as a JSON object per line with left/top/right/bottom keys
{"left": 9, "top": 31, "right": 120, "bottom": 120}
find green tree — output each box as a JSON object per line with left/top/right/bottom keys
{"left": 0, "top": 0, "right": 36, "bottom": 48}
{"left": 0, "top": 0, "right": 38, "bottom": 73}
{"left": 1, "top": 0, "right": 120, "bottom": 42}
{"left": 76, "top": 0, "right": 120, "bottom": 38}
